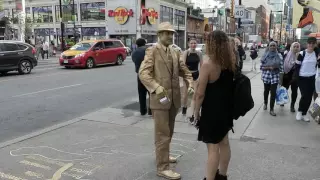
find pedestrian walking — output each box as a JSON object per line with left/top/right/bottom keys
{"left": 181, "top": 38, "right": 202, "bottom": 119}
{"left": 281, "top": 42, "right": 300, "bottom": 112}
{"left": 294, "top": 37, "right": 320, "bottom": 121}
{"left": 138, "top": 22, "right": 193, "bottom": 180}
{"left": 194, "top": 30, "right": 236, "bottom": 180}
{"left": 250, "top": 42, "right": 258, "bottom": 71}
{"left": 42, "top": 41, "right": 49, "bottom": 59}
{"left": 235, "top": 38, "right": 245, "bottom": 71}
{"left": 35, "top": 41, "right": 43, "bottom": 60}
{"left": 131, "top": 38, "right": 152, "bottom": 116}
{"left": 261, "top": 41, "right": 283, "bottom": 116}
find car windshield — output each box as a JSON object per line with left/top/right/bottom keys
{"left": 69, "top": 43, "right": 93, "bottom": 50}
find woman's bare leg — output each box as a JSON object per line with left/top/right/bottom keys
{"left": 182, "top": 80, "right": 188, "bottom": 108}
{"left": 218, "top": 134, "right": 231, "bottom": 176}
{"left": 187, "top": 81, "right": 198, "bottom": 117}
{"left": 206, "top": 143, "right": 220, "bottom": 180}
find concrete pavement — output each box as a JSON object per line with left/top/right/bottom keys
{"left": 0, "top": 57, "right": 319, "bottom": 179}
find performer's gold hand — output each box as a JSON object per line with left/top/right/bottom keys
{"left": 188, "top": 87, "right": 194, "bottom": 95}
{"left": 155, "top": 86, "right": 166, "bottom": 95}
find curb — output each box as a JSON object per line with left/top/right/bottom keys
{"left": 0, "top": 118, "right": 82, "bottom": 149}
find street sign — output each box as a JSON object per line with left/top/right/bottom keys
{"left": 234, "top": 5, "right": 245, "bottom": 18}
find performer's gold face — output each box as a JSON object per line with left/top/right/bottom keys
{"left": 158, "top": 31, "right": 174, "bottom": 46}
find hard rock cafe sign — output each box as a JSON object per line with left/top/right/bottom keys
{"left": 140, "top": 7, "right": 158, "bottom": 25}
{"left": 108, "top": 7, "right": 134, "bottom": 25}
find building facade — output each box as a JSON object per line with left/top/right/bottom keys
{"left": 186, "top": 9, "right": 204, "bottom": 43}
{"left": 256, "top": 5, "right": 268, "bottom": 41}
{"left": 160, "top": 0, "right": 188, "bottom": 49}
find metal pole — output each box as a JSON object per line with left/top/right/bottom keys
{"left": 59, "top": 0, "right": 65, "bottom": 51}
{"left": 238, "top": 0, "right": 242, "bottom": 30}
{"left": 72, "top": 0, "right": 76, "bottom": 42}
{"left": 280, "top": 13, "right": 283, "bottom": 43}
{"left": 268, "top": 10, "right": 272, "bottom": 40}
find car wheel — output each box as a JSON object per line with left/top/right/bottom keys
{"left": 116, "top": 55, "right": 123, "bottom": 65}
{"left": 0, "top": 71, "right": 8, "bottom": 75}
{"left": 86, "top": 58, "right": 95, "bottom": 69}
{"left": 18, "top": 60, "right": 32, "bottom": 75}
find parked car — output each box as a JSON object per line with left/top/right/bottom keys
{"left": 59, "top": 39, "right": 127, "bottom": 69}
{"left": 0, "top": 40, "right": 37, "bottom": 75}
{"left": 145, "top": 43, "right": 182, "bottom": 53}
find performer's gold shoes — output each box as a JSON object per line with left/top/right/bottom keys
{"left": 169, "top": 156, "right": 177, "bottom": 163}
{"left": 157, "top": 170, "right": 181, "bottom": 180}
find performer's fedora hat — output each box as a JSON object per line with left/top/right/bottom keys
{"left": 157, "top": 22, "right": 176, "bottom": 33}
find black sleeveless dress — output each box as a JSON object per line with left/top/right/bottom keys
{"left": 186, "top": 52, "right": 200, "bottom": 80}
{"left": 197, "top": 70, "right": 234, "bottom": 144}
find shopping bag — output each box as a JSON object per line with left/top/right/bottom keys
{"left": 276, "top": 85, "right": 289, "bottom": 105}
{"left": 308, "top": 97, "right": 320, "bottom": 124}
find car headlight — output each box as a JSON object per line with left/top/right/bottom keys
{"left": 75, "top": 53, "right": 84, "bottom": 58}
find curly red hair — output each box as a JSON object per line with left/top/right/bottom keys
{"left": 205, "top": 31, "right": 236, "bottom": 72}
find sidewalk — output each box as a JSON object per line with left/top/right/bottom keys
{"left": 0, "top": 72, "right": 319, "bottom": 179}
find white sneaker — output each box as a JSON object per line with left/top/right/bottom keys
{"left": 296, "top": 112, "right": 303, "bottom": 121}
{"left": 302, "top": 115, "right": 310, "bottom": 122}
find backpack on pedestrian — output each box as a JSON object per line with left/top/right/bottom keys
{"left": 233, "top": 73, "right": 254, "bottom": 120}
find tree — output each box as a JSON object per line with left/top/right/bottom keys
{"left": 8, "top": 15, "right": 33, "bottom": 40}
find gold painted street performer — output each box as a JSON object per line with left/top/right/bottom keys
{"left": 139, "top": 22, "right": 194, "bottom": 179}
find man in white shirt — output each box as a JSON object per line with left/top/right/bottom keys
{"left": 295, "top": 37, "right": 319, "bottom": 121}
{"left": 42, "top": 41, "right": 49, "bottom": 59}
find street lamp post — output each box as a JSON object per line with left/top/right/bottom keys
{"left": 72, "top": 0, "right": 76, "bottom": 42}
{"left": 59, "top": 0, "right": 65, "bottom": 51}
{"left": 268, "top": 10, "right": 272, "bottom": 40}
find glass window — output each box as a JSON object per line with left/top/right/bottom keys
{"left": 18, "top": 44, "right": 28, "bottom": 50}
{"left": 32, "top": 6, "right": 53, "bottom": 23}
{"left": 2, "top": 43, "right": 19, "bottom": 51}
{"left": 175, "top": 10, "right": 185, "bottom": 26}
{"left": 55, "top": 5, "right": 78, "bottom": 22}
{"left": 160, "top": 5, "right": 173, "bottom": 24}
{"left": 69, "top": 43, "right": 94, "bottom": 50}
{"left": 80, "top": 2, "right": 105, "bottom": 21}
{"left": 103, "top": 41, "right": 113, "bottom": 48}
{"left": 113, "top": 41, "right": 123, "bottom": 47}
{"left": 93, "top": 42, "right": 104, "bottom": 49}
{"left": 26, "top": 7, "right": 32, "bottom": 23}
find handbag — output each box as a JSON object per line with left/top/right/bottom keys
{"left": 308, "top": 97, "right": 320, "bottom": 124}
{"left": 276, "top": 85, "right": 289, "bottom": 105}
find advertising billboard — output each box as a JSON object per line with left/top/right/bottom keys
{"left": 106, "top": 0, "right": 137, "bottom": 35}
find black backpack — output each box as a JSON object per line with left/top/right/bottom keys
{"left": 233, "top": 73, "right": 254, "bottom": 120}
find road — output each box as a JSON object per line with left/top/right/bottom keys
{"left": 0, "top": 49, "right": 261, "bottom": 143}
{"left": 0, "top": 56, "right": 138, "bottom": 143}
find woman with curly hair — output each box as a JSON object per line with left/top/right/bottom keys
{"left": 194, "top": 30, "right": 236, "bottom": 180}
